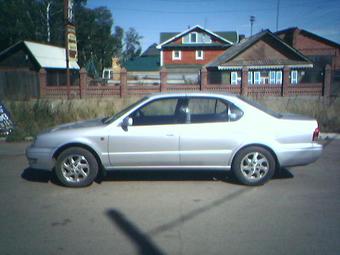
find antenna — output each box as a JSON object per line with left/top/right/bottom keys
{"left": 276, "top": 0, "right": 280, "bottom": 31}
{"left": 250, "top": 16, "right": 255, "bottom": 36}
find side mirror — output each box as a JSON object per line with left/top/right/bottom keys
{"left": 121, "top": 117, "right": 133, "bottom": 131}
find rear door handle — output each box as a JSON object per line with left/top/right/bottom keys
{"left": 166, "top": 134, "right": 174, "bottom": 137}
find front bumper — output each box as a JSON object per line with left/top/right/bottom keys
{"left": 277, "top": 143, "right": 323, "bottom": 167}
{"left": 25, "top": 145, "right": 55, "bottom": 171}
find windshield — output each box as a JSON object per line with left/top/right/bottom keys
{"left": 102, "top": 97, "right": 148, "bottom": 124}
{"left": 237, "top": 95, "right": 282, "bottom": 118}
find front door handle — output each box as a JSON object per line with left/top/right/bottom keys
{"left": 166, "top": 134, "right": 174, "bottom": 137}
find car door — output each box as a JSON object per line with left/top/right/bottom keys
{"left": 108, "top": 97, "right": 183, "bottom": 167}
{"left": 178, "top": 97, "right": 244, "bottom": 167}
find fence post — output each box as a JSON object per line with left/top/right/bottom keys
{"left": 282, "top": 66, "right": 290, "bottom": 96}
{"left": 323, "top": 64, "right": 332, "bottom": 97}
{"left": 200, "top": 67, "right": 208, "bottom": 91}
{"left": 160, "top": 67, "right": 167, "bottom": 92}
{"left": 241, "top": 67, "right": 248, "bottom": 96}
{"left": 39, "top": 68, "right": 47, "bottom": 98}
{"left": 120, "top": 68, "right": 127, "bottom": 98}
{"left": 79, "top": 68, "right": 87, "bottom": 99}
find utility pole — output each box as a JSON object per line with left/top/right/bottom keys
{"left": 250, "top": 16, "right": 255, "bottom": 36}
{"left": 276, "top": 0, "right": 280, "bottom": 31}
{"left": 64, "top": 0, "right": 72, "bottom": 99}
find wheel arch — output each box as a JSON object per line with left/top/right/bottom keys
{"left": 53, "top": 143, "right": 104, "bottom": 172}
{"left": 231, "top": 143, "right": 280, "bottom": 171}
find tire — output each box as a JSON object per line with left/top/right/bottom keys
{"left": 55, "top": 147, "right": 98, "bottom": 187}
{"left": 232, "top": 146, "right": 276, "bottom": 186}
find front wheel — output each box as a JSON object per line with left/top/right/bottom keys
{"left": 55, "top": 147, "right": 98, "bottom": 187}
{"left": 232, "top": 146, "right": 276, "bottom": 186}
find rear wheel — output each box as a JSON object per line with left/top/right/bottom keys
{"left": 232, "top": 146, "right": 276, "bottom": 186}
{"left": 55, "top": 147, "right": 98, "bottom": 187}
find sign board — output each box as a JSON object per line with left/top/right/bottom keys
{"left": 66, "top": 24, "right": 78, "bottom": 62}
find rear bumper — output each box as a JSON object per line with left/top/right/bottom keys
{"left": 25, "top": 145, "right": 55, "bottom": 171}
{"left": 277, "top": 143, "right": 323, "bottom": 167}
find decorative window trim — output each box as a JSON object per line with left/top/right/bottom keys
{"left": 172, "top": 50, "right": 181, "bottom": 60}
{"left": 269, "top": 71, "right": 276, "bottom": 84}
{"left": 276, "top": 71, "right": 282, "bottom": 84}
{"left": 254, "top": 71, "right": 261, "bottom": 85}
{"left": 231, "top": 71, "right": 238, "bottom": 85}
{"left": 190, "top": 32, "right": 198, "bottom": 43}
{"left": 291, "top": 70, "right": 298, "bottom": 84}
{"left": 248, "top": 71, "right": 253, "bottom": 85}
{"left": 195, "top": 50, "right": 204, "bottom": 60}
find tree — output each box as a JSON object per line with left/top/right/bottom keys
{"left": 113, "top": 26, "right": 124, "bottom": 60}
{"left": 0, "top": 0, "right": 44, "bottom": 50}
{"left": 0, "top": 0, "right": 143, "bottom": 74}
{"left": 123, "top": 27, "right": 143, "bottom": 62}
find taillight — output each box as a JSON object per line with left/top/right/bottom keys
{"left": 313, "top": 127, "right": 320, "bottom": 141}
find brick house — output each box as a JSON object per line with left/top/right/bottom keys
{"left": 276, "top": 27, "right": 340, "bottom": 94}
{"left": 206, "top": 30, "right": 313, "bottom": 87}
{"left": 157, "top": 25, "right": 238, "bottom": 71}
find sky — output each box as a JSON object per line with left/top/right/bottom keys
{"left": 87, "top": 0, "right": 340, "bottom": 51}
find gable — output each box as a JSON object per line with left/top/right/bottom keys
{"left": 207, "top": 30, "right": 312, "bottom": 69}
{"left": 296, "top": 32, "right": 338, "bottom": 51}
{"left": 157, "top": 25, "right": 236, "bottom": 49}
{"left": 233, "top": 36, "right": 302, "bottom": 62}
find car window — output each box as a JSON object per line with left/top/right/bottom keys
{"left": 229, "top": 103, "right": 244, "bottom": 121}
{"left": 187, "top": 98, "right": 228, "bottom": 123}
{"left": 140, "top": 98, "right": 177, "bottom": 116}
{"left": 131, "top": 98, "right": 179, "bottom": 126}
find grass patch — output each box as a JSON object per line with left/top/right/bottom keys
{"left": 3, "top": 95, "right": 340, "bottom": 141}
{"left": 5, "top": 97, "right": 141, "bottom": 141}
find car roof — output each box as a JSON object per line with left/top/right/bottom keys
{"left": 147, "top": 92, "right": 238, "bottom": 100}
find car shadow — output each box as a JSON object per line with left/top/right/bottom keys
{"left": 273, "top": 167, "right": 294, "bottom": 179}
{"left": 102, "top": 169, "right": 238, "bottom": 184}
{"left": 21, "top": 167, "right": 293, "bottom": 185}
{"left": 21, "top": 168, "right": 59, "bottom": 184}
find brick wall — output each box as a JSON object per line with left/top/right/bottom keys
{"left": 163, "top": 49, "right": 225, "bottom": 65}
{"left": 39, "top": 66, "right": 331, "bottom": 99}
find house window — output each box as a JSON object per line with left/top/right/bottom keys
{"left": 276, "top": 71, "right": 282, "bottom": 84}
{"left": 269, "top": 70, "right": 282, "bottom": 84}
{"left": 269, "top": 71, "right": 276, "bottom": 84}
{"left": 231, "top": 72, "right": 238, "bottom": 85}
{"left": 196, "top": 50, "right": 204, "bottom": 60}
{"left": 183, "top": 32, "right": 212, "bottom": 44}
{"left": 190, "top": 32, "right": 197, "bottom": 43}
{"left": 291, "top": 70, "right": 298, "bottom": 84}
{"left": 254, "top": 71, "right": 261, "bottom": 84}
{"left": 248, "top": 71, "right": 253, "bottom": 85}
{"left": 172, "top": 50, "right": 181, "bottom": 60}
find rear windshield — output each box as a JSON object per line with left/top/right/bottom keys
{"left": 237, "top": 96, "right": 282, "bottom": 118}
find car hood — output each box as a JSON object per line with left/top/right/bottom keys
{"left": 49, "top": 118, "right": 106, "bottom": 132}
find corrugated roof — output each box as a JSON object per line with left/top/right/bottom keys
{"left": 123, "top": 55, "right": 160, "bottom": 71}
{"left": 24, "top": 41, "right": 80, "bottom": 69}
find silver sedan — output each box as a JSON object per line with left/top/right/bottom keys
{"left": 26, "top": 93, "right": 323, "bottom": 187}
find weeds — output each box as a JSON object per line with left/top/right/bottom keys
{"left": 3, "top": 95, "right": 340, "bottom": 141}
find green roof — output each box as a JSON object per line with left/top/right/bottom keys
{"left": 122, "top": 55, "right": 160, "bottom": 71}
{"left": 160, "top": 33, "right": 178, "bottom": 44}
{"left": 215, "top": 32, "right": 238, "bottom": 44}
